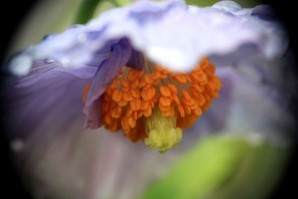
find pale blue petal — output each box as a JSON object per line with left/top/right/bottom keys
{"left": 5, "top": 67, "right": 88, "bottom": 139}
{"left": 8, "top": 0, "right": 286, "bottom": 75}
{"left": 211, "top": 0, "right": 241, "bottom": 12}
{"left": 83, "top": 39, "right": 132, "bottom": 128}
{"left": 84, "top": 0, "right": 287, "bottom": 71}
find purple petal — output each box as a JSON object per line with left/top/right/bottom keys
{"left": 126, "top": 49, "right": 144, "bottom": 70}
{"left": 83, "top": 39, "right": 132, "bottom": 128}
{"left": 84, "top": 0, "right": 287, "bottom": 71}
{"left": 5, "top": 63, "right": 88, "bottom": 139}
{"left": 8, "top": 0, "right": 286, "bottom": 76}
{"left": 211, "top": 0, "right": 241, "bottom": 12}
{"left": 251, "top": 5, "right": 278, "bottom": 21}
{"left": 14, "top": 60, "right": 96, "bottom": 88}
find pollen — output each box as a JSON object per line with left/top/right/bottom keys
{"left": 83, "top": 57, "right": 221, "bottom": 151}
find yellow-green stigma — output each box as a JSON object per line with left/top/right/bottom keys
{"left": 145, "top": 108, "right": 182, "bottom": 152}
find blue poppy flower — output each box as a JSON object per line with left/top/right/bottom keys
{"left": 6, "top": 0, "right": 291, "bottom": 152}
{"left": 4, "top": 1, "right": 297, "bottom": 199}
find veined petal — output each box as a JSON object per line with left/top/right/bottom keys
{"left": 14, "top": 60, "right": 97, "bottom": 87}
{"left": 83, "top": 39, "right": 132, "bottom": 128}
{"left": 4, "top": 63, "right": 88, "bottom": 139}
{"left": 8, "top": 0, "right": 286, "bottom": 76}
{"left": 85, "top": 0, "right": 287, "bottom": 71}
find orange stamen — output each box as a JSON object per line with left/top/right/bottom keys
{"left": 173, "top": 74, "right": 187, "bottom": 83}
{"left": 130, "top": 89, "right": 141, "bottom": 98}
{"left": 112, "top": 90, "right": 122, "bottom": 102}
{"left": 159, "top": 96, "right": 172, "bottom": 107}
{"left": 84, "top": 57, "right": 221, "bottom": 143}
{"left": 131, "top": 99, "right": 141, "bottom": 111}
{"left": 167, "top": 83, "right": 177, "bottom": 94}
{"left": 160, "top": 86, "right": 171, "bottom": 97}
{"left": 178, "top": 105, "right": 185, "bottom": 118}
{"left": 82, "top": 83, "right": 90, "bottom": 103}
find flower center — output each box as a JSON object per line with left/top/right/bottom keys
{"left": 83, "top": 58, "right": 221, "bottom": 151}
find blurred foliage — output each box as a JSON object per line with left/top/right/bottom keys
{"left": 93, "top": 1, "right": 117, "bottom": 18}
{"left": 140, "top": 134, "right": 289, "bottom": 199}
{"left": 74, "top": 0, "right": 103, "bottom": 24}
{"left": 185, "top": 0, "right": 259, "bottom": 7}
{"left": 7, "top": 0, "right": 83, "bottom": 57}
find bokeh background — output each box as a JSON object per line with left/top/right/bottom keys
{"left": 1, "top": 0, "right": 297, "bottom": 199}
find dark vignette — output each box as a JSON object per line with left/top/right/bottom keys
{"left": 1, "top": 1, "right": 39, "bottom": 199}
{"left": 262, "top": 0, "right": 298, "bottom": 198}
{"left": 0, "top": 0, "right": 297, "bottom": 199}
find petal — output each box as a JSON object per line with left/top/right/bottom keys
{"left": 83, "top": 39, "right": 132, "bottom": 128}
{"left": 8, "top": 0, "right": 286, "bottom": 76}
{"left": 186, "top": 61, "right": 296, "bottom": 144}
{"left": 9, "top": 125, "right": 190, "bottom": 199}
{"left": 13, "top": 60, "right": 96, "bottom": 87}
{"left": 251, "top": 5, "right": 278, "bottom": 21}
{"left": 85, "top": 0, "right": 287, "bottom": 71}
{"left": 4, "top": 62, "right": 88, "bottom": 139}
{"left": 211, "top": 0, "right": 241, "bottom": 12}
{"left": 126, "top": 49, "right": 144, "bottom": 70}
{"left": 7, "top": 26, "right": 113, "bottom": 77}
{"left": 221, "top": 67, "right": 295, "bottom": 136}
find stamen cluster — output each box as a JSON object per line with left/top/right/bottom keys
{"left": 84, "top": 58, "right": 221, "bottom": 143}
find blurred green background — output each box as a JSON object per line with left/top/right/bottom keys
{"left": 141, "top": 134, "right": 289, "bottom": 199}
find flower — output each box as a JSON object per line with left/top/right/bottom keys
{"left": 6, "top": 0, "right": 288, "bottom": 152}
{"left": 3, "top": 0, "right": 296, "bottom": 198}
